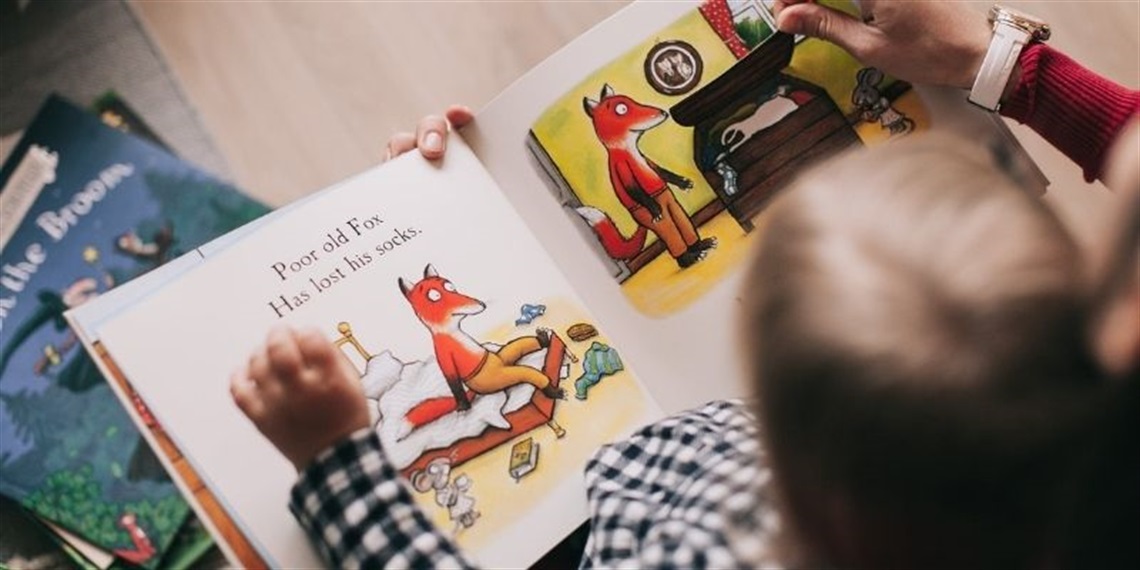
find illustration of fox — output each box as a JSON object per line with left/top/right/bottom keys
{"left": 112, "top": 513, "right": 156, "bottom": 565}
{"left": 581, "top": 84, "right": 716, "bottom": 268}
{"left": 399, "top": 264, "right": 565, "bottom": 411}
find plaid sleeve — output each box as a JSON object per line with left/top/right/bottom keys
{"left": 289, "top": 428, "right": 477, "bottom": 569}
{"left": 581, "top": 400, "right": 782, "bottom": 569}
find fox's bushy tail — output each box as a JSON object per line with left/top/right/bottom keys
{"left": 575, "top": 206, "right": 647, "bottom": 260}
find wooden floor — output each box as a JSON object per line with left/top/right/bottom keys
{"left": 131, "top": 0, "right": 627, "bottom": 206}
{"left": 132, "top": 0, "right": 1139, "bottom": 244}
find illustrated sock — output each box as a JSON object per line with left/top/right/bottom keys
{"left": 575, "top": 372, "right": 602, "bottom": 400}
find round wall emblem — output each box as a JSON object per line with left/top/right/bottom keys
{"left": 644, "top": 40, "right": 703, "bottom": 96}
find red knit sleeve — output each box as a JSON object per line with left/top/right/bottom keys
{"left": 1000, "top": 43, "right": 1140, "bottom": 183}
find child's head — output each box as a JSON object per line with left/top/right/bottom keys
{"left": 741, "top": 134, "right": 1131, "bottom": 567}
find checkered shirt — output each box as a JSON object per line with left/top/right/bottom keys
{"left": 580, "top": 399, "right": 780, "bottom": 569}
{"left": 290, "top": 400, "right": 779, "bottom": 569}
{"left": 290, "top": 432, "right": 476, "bottom": 569}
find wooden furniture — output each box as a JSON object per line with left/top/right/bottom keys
{"left": 671, "top": 33, "right": 862, "bottom": 232}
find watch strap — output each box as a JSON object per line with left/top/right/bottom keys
{"left": 969, "top": 20, "right": 1032, "bottom": 112}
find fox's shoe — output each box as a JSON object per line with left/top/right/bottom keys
{"left": 691, "top": 237, "right": 717, "bottom": 253}
{"left": 536, "top": 327, "right": 554, "bottom": 349}
{"left": 676, "top": 248, "right": 703, "bottom": 268}
{"left": 447, "top": 379, "right": 473, "bottom": 411}
{"left": 676, "top": 237, "right": 717, "bottom": 268}
{"left": 541, "top": 384, "right": 566, "bottom": 400}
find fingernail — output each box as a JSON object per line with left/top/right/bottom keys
{"left": 422, "top": 131, "right": 443, "bottom": 153}
{"left": 774, "top": 12, "right": 795, "bottom": 33}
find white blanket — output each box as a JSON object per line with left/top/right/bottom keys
{"left": 360, "top": 344, "right": 565, "bottom": 470}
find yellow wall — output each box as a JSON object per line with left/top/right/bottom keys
{"left": 530, "top": 1, "right": 921, "bottom": 240}
{"left": 531, "top": 10, "right": 738, "bottom": 238}
{"left": 783, "top": 1, "right": 908, "bottom": 118}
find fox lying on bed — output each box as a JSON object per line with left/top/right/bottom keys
{"left": 399, "top": 264, "right": 566, "bottom": 411}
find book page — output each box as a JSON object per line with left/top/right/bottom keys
{"left": 465, "top": 0, "right": 1046, "bottom": 413}
{"left": 90, "top": 139, "right": 660, "bottom": 568}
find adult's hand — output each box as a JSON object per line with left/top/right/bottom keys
{"left": 773, "top": 0, "right": 992, "bottom": 89}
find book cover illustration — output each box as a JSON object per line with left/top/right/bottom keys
{"left": 31, "top": 91, "right": 219, "bottom": 570}
{"left": 528, "top": 0, "right": 928, "bottom": 316}
{"left": 0, "top": 95, "right": 269, "bottom": 567}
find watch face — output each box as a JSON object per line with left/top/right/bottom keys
{"left": 989, "top": 4, "right": 1051, "bottom": 41}
{"left": 992, "top": 4, "right": 1037, "bottom": 21}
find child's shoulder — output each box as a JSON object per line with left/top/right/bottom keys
{"left": 585, "top": 399, "right": 762, "bottom": 483}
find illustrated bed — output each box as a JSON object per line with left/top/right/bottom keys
{"left": 334, "top": 323, "right": 568, "bottom": 479}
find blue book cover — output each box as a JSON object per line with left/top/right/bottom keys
{"left": 0, "top": 95, "right": 269, "bottom": 567}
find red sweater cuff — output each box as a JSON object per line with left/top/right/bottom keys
{"left": 1001, "top": 43, "right": 1140, "bottom": 183}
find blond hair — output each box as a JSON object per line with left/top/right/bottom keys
{"left": 740, "top": 134, "right": 1121, "bottom": 567}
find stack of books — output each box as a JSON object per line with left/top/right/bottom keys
{"left": 0, "top": 93, "right": 269, "bottom": 570}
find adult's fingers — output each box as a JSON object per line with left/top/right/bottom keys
{"left": 775, "top": 2, "right": 875, "bottom": 60}
{"left": 771, "top": 0, "right": 812, "bottom": 12}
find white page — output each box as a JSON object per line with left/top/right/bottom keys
{"left": 92, "top": 139, "right": 660, "bottom": 567}
{"left": 465, "top": 1, "right": 739, "bottom": 415}
{"left": 465, "top": 0, "right": 1045, "bottom": 414}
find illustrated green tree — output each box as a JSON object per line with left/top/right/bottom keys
{"left": 3, "top": 380, "right": 190, "bottom": 567}
{"left": 734, "top": 16, "right": 773, "bottom": 49}
{"left": 24, "top": 466, "right": 186, "bottom": 558}
{"left": 1, "top": 390, "right": 49, "bottom": 445}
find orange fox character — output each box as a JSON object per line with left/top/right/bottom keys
{"left": 581, "top": 84, "right": 716, "bottom": 268}
{"left": 399, "top": 264, "right": 565, "bottom": 411}
{"left": 112, "top": 513, "right": 156, "bottom": 565}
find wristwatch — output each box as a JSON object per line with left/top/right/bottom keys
{"left": 968, "top": 5, "right": 1051, "bottom": 112}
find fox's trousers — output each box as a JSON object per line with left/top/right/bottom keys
{"left": 629, "top": 190, "right": 699, "bottom": 257}
{"left": 467, "top": 337, "right": 550, "bottom": 392}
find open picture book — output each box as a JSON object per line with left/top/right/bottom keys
{"left": 64, "top": 1, "right": 1047, "bottom": 567}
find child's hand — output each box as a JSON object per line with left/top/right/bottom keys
{"left": 384, "top": 105, "right": 475, "bottom": 162}
{"left": 230, "top": 324, "right": 371, "bottom": 471}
